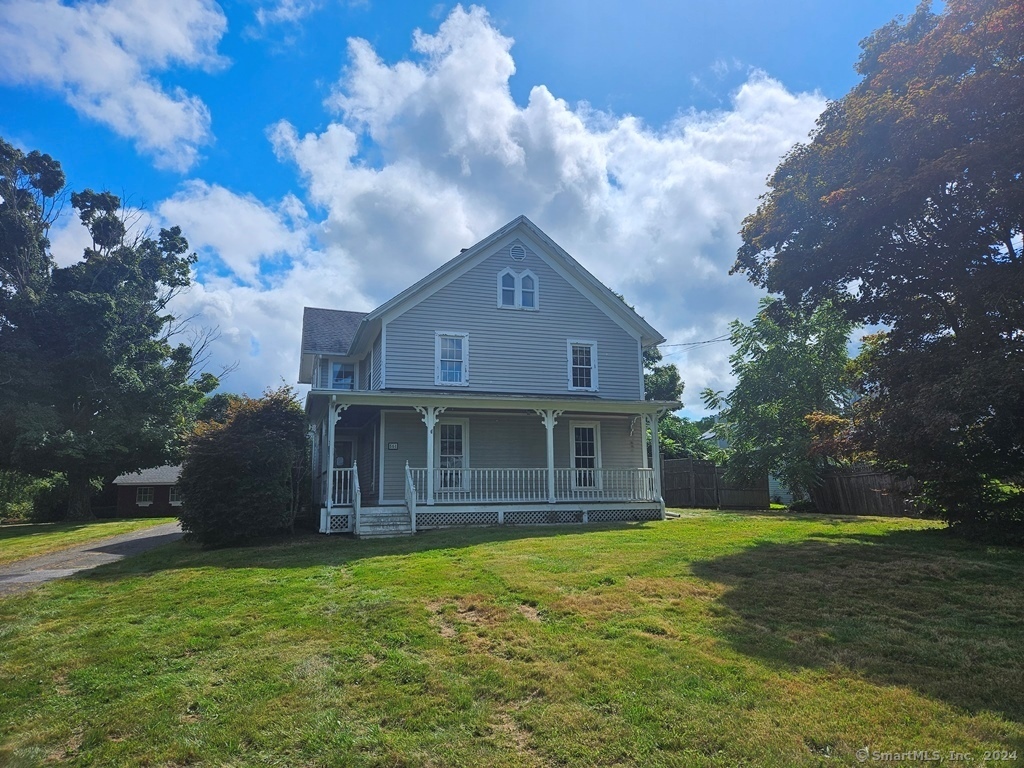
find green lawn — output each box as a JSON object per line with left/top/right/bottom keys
{"left": 0, "top": 517, "right": 176, "bottom": 567}
{"left": 1, "top": 512, "right": 1021, "bottom": 767}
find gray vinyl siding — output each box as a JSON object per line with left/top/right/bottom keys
{"left": 380, "top": 409, "right": 643, "bottom": 502}
{"left": 360, "top": 355, "right": 370, "bottom": 390}
{"left": 381, "top": 410, "right": 428, "bottom": 502}
{"left": 554, "top": 416, "right": 640, "bottom": 468}
{"left": 371, "top": 334, "right": 382, "bottom": 390}
{"left": 384, "top": 241, "right": 643, "bottom": 399}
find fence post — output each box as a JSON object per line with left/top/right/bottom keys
{"left": 688, "top": 457, "right": 695, "bottom": 507}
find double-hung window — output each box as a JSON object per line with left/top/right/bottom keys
{"left": 331, "top": 362, "right": 354, "bottom": 390}
{"left": 169, "top": 485, "right": 183, "bottom": 506}
{"left": 497, "top": 268, "right": 539, "bottom": 310}
{"left": 317, "top": 359, "right": 355, "bottom": 390}
{"left": 570, "top": 421, "right": 601, "bottom": 489}
{"left": 435, "top": 332, "right": 469, "bottom": 386}
{"left": 567, "top": 339, "right": 598, "bottom": 391}
{"left": 136, "top": 486, "right": 154, "bottom": 506}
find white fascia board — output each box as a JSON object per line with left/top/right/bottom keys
{"left": 308, "top": 388, "right": 680, "bottom": 414}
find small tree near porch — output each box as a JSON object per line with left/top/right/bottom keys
{"left": 178, "top": 387, "right": 308, "bottom": 548}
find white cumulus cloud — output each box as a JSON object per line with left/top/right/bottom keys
{"left": 0, "top": 0, "right": 227, "bottom": 171}
{"left": 258, "top": 4, "right": 825, "bottom": 406}
{"left": 117, "top": 3, "right": 825, "bottom": 406}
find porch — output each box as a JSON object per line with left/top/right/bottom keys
{"left": 321, "top": 465, "right": 662, "bottom": 535}
{"left": 308, "top": 392, "right": 673, "bottom": 537}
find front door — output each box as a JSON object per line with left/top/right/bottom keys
{"left": 335, "top": 438, "right": 355, "bottom": 468}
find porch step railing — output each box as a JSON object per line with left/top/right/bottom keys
{"left": 407, "top": 467, "right": 656, "bottom": 504}
{"left": 332, "top": 467, "right": 356, "bottom": 506}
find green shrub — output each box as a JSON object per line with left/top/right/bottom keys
{"left": 178, "top": 387, "right": 308, "bottom": 548}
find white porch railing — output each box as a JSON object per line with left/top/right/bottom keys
{"left": 407, "top": 467, "right": 656, "bottom": 504}
{"left": 332, "top": 467, "right": 356, "bottom": 506}
{"left": 351, "top": 461, "right": 361, "bottom": 533}
{"left": 405, "top": 462, "right": 417, "bottom": 533}
{"left": 552, "top": 468, "right": 656, "bottom": 502}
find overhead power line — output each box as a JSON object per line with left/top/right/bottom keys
{"left": 659, "top": 335, "right": 731, "bottom": 349}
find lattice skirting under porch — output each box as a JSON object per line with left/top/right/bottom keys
{"left": 320, "top": 510, "right": 353, "bottom": 533}
{"left": 415, "top": 505, "right": 662, "bottom": 529}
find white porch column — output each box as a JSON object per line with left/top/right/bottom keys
{"left": 534, "top": 409, "right": 564, "bottom": 504}
{"left": 324, "top": 401, "right": 349, "bottom": 527}
{"left": 639, "top": 414, "right": 649, "bottom": 469}
{"left": 414, "top": 406, "right": 446, "bottom": 506}
{"left": 646, "top": 412, "right": 666, "bottom": 519}
{"left": 325, "top": 398, "right": 338, "bottom": 531}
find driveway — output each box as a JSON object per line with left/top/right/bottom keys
{"left": 0, "top": 521, "right": 183, "bottom": 597}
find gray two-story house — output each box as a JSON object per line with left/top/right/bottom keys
{"left": 299, "top": 216, "right": 680, "bottom": 536}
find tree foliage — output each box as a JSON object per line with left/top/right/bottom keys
{"left": 657, "top": 413, "right": 722, "bottom": 461}
{"left": 732, "top": 0, "right": 1024, "bottom": 540}
{"left": 643, "top": 346, "right": 684, "bottom": 403}
{"left": 703, "top": 298, "right": 854, "bottom": 497}
{"left": 0, "top": 137, "right": 217, "bottom": 519}
{"left": 178, "top": 387, "right": 308, "bottom": 548}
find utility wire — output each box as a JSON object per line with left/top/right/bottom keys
{"left": 658, "top": 334, "right": 731, "bottom": 348}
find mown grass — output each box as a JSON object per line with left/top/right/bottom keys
{"left": 1, "top": 512, "right": 1021, "bottom": 767}
{"left": 0, "top": 517, "right": 176, "bottom": 566}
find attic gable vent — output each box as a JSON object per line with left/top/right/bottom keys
{"left": 509, "top": 244, "right": 526, "bottom": 261}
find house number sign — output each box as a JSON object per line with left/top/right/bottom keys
{"left": 388, "top": 442, "right": 399, "bottom": 450}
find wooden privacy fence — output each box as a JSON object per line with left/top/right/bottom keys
{"left": 662, "top": 458, "right": 769, "bottom": 510}
{"left": 811, "top": 470, "right": 919, "bottom": 517}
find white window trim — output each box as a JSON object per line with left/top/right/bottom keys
{"left": 519, "top": 269, "right": 539, "bottom": 310}
{"left": 330, "top": 361, "right": 355, "bottom": 391}
{"left": 136, "top": 486, "right": 154, "bottom": 507}
{"left": 434, "top": 417, "right": 470, "bottom": 468}
{"left": 169, "top": 485, "right": 183, "bottom": 507}
{"left": 497, "top": 267, "right": 517, "bottom": 308}
{"left": 567, "top": 339, "right": 599, "bottom": 392}
{"left": 434, "top": 331, "right": 470, "bottom": 387}
{"left": 569, "top": 420, "right": 603, "bottom": 490}
{"left": 496, "top": 268, "right": 539, "bottom": 311}
{"left": 435, "top": 417, "right": 470, "bottom": 491}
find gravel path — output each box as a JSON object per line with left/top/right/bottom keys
{"left": 0, "top": 521, "right": 183, "bottom": 597}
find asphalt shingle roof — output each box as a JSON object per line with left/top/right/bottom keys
{"left": 113, "top": 465, "right": 182, "bottom": 485}
{"left": 301, "top": 307, "right": 368, "bottom": 355}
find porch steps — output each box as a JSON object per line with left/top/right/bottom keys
{"left": 356, "top": 506, "right": 413, "bottom": 538}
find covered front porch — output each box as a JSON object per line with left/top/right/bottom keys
{"left": 307, "top": 391, "right": 674, "bottom": 536}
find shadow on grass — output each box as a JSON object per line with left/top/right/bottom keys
{"left": 691, "top": 527, "right": 1024, "bottom": 724}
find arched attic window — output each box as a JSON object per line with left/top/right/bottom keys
{"left": 498, "top": 268, "right": 517, "bottom": 307}
{"left": 496, "top": 268, "right": 539, "bottom": 310}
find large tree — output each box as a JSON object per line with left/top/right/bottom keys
{"left": 703, "top": 298, "right": 854, "bottom": 498}
{"left": 732, "top": 0, "right": 1024, "bottom": 538}
{"left": 0, "top": 138, "right": 217, "bottom": 519}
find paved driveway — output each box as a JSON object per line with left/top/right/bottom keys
{"left": 0, "top": 521, "right": 183, "bottom": 597}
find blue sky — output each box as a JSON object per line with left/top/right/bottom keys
{"left": 0, "top": 0, "right": 917, "bottom": 415}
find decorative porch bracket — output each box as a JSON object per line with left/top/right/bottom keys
{"left": 325, "top": 399, "right": 350, "bottom": 533}
{"left": 414, "top": 405, "right": 447, "bottom": 505}
{"left": 533, "top": 409, "right": 564, "bottom": 503}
